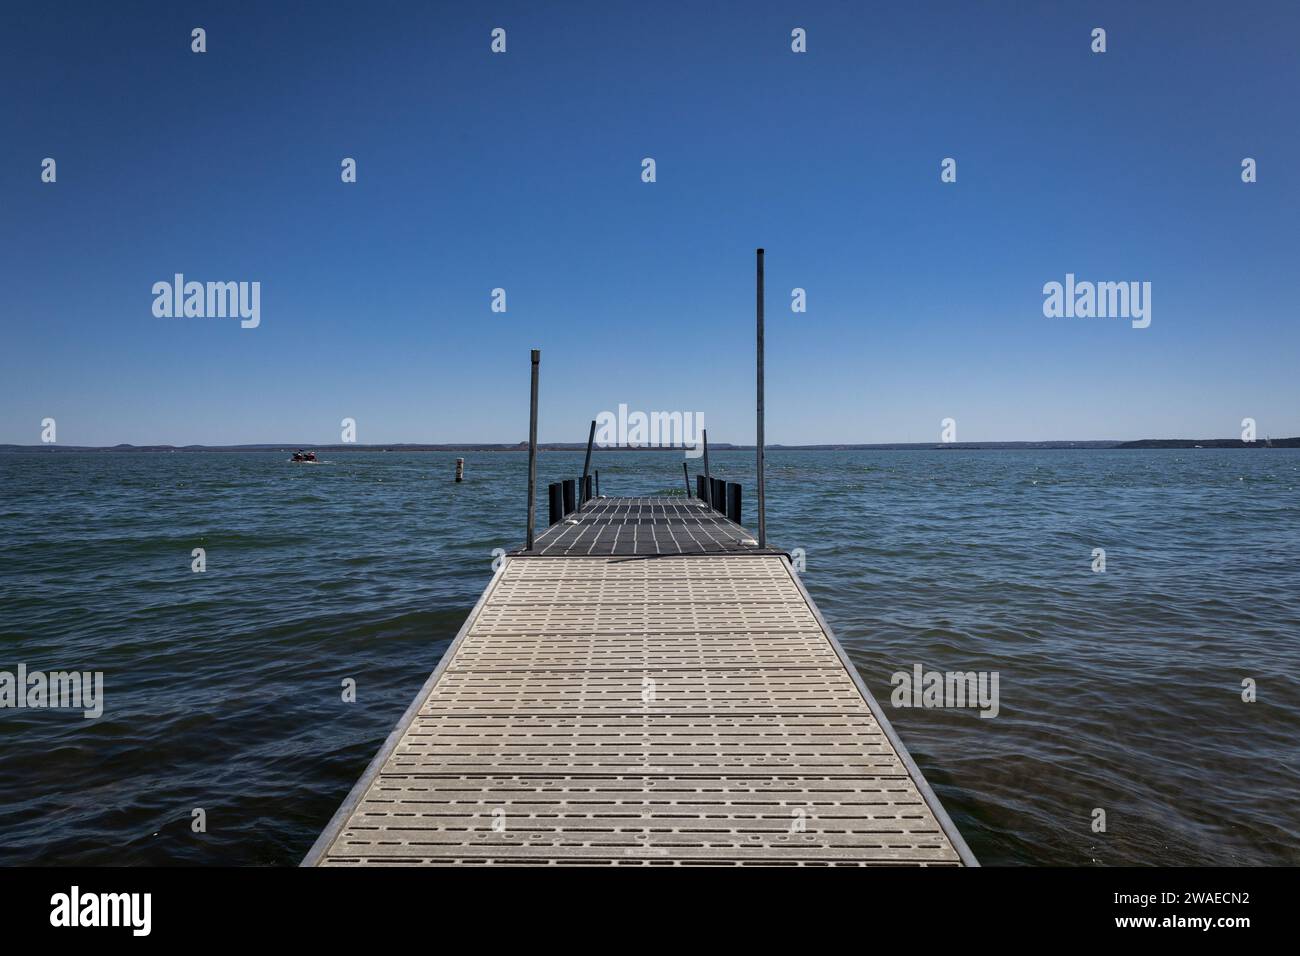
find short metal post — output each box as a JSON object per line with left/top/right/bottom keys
{"left": 580, "top": 419, "right": 596, "bottom": 508}
{"left": 595, "top": 469, "right": 600, "bottom": 497}
{"left": 682, "top": 461, "right": 691, "bottom": 497}
{"left": 562, "top": 478, "right": 576, "bottom": 516}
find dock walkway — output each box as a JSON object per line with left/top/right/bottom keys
{"left": 305, "top": 495, "right": 974, "bottom": 866}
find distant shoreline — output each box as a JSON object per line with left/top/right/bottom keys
{"left": 4, "top": 438, "right": 1297, "bottom": 453}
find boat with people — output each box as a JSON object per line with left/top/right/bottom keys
{"left": 290, "top": 450, "right": 318, "bottom": 463}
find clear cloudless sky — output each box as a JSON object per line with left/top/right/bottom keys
{"left": 2, "top": 0, "right": 1297, "bottom": 446}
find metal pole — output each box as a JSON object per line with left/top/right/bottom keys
{"left": 580, "top": 419, "right": 596, "bottom": 509}
{"left": 756, "top": 248, "right": 766, "bottom": 548}
{"left": 682, "top": 460, "right": 691, "bottom": 497}
{"left": 702, "top": 428, "right": 711, "bottom": 508}
{"left": 526, "top": 349, "right": 540, "bottom": 550}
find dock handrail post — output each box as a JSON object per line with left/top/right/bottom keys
{"left": 682, "top": 460, "right": 691, "bottom": 497}
{"left": 580, "top": 419, "right": 596, "bottom": 509}
{"left": 702, "top": 428, "right": 711, "bottom": 508}
{"left": 526, "top": 349, "right": 540, "bottom": 550}
{"left": 756, "top": 248, "right": 766, "bottom": 548}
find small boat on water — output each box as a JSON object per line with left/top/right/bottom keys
{"left": 290, "top": 450, "right": 318, "bottom": 463}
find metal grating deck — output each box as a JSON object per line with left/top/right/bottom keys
{"left": 520, "top": 496, "right": 786, "bottom": 556}
{"left": 305, "top": 527, "right": 974, "bottom": 866}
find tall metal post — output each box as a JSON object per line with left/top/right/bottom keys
{"left": 526, "top": 349, "right": 540, "bottom": 550}
{"left": 756, "top": 248, "right": 766, "bottom": 548}
{"left": 580, "top": 419, "right": 596, "bottom": 508}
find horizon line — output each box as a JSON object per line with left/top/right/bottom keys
{"left": 4, "top": 437, "right": 1298, "bottom": 452}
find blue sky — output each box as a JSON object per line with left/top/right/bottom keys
{"left": 2, "top": 1, "right": 1297, "bottom": 445}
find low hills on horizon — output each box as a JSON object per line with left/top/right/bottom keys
{"left": 3, "top": 438, "right": 1298, "bottom": 453}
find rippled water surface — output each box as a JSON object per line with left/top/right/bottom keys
{"left": 1, "top": 449, "right": 1297, "bottom": 865}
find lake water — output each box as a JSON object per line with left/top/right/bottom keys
{"left": 1, "top": 449, "right": 1297, "bottom": 865}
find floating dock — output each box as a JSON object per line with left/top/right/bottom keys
{"left": 304, "top": 495, "right": 975, "bottom": 866}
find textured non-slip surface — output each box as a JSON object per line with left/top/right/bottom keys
{"left": 521, "top": 496, "right": 784, "bottom": 556}
{"left": 311, "top": 550, "right": 965, "bottom": 866}
{"left": 322, "top": 773, "right": 957, "bottom": 864}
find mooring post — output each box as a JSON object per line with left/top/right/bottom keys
{"left": 548, "top": 482, "right": 563, "bottom": 526}
{"left": 756, "top": 248, "right": 766, "bottom": 548}
{"left": 526, "top": 349, "right": 540, "bottom": 551}
{"left": 595, "top": 469, "right": 600, "bottom": 497}
{"left": 562, "top": 478, "right": 576, "bottom": 516}
{"left": 455, "top": 457, "right": 464, "bottom": 483}
{"left": 682, "top": 461, "right": 691, "bottom": 497}
{"left": 580, "top": 419, "right": 596, "bottom": 509}
{"left": 702, "top": 428, "right": 711, "bottom": 508}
